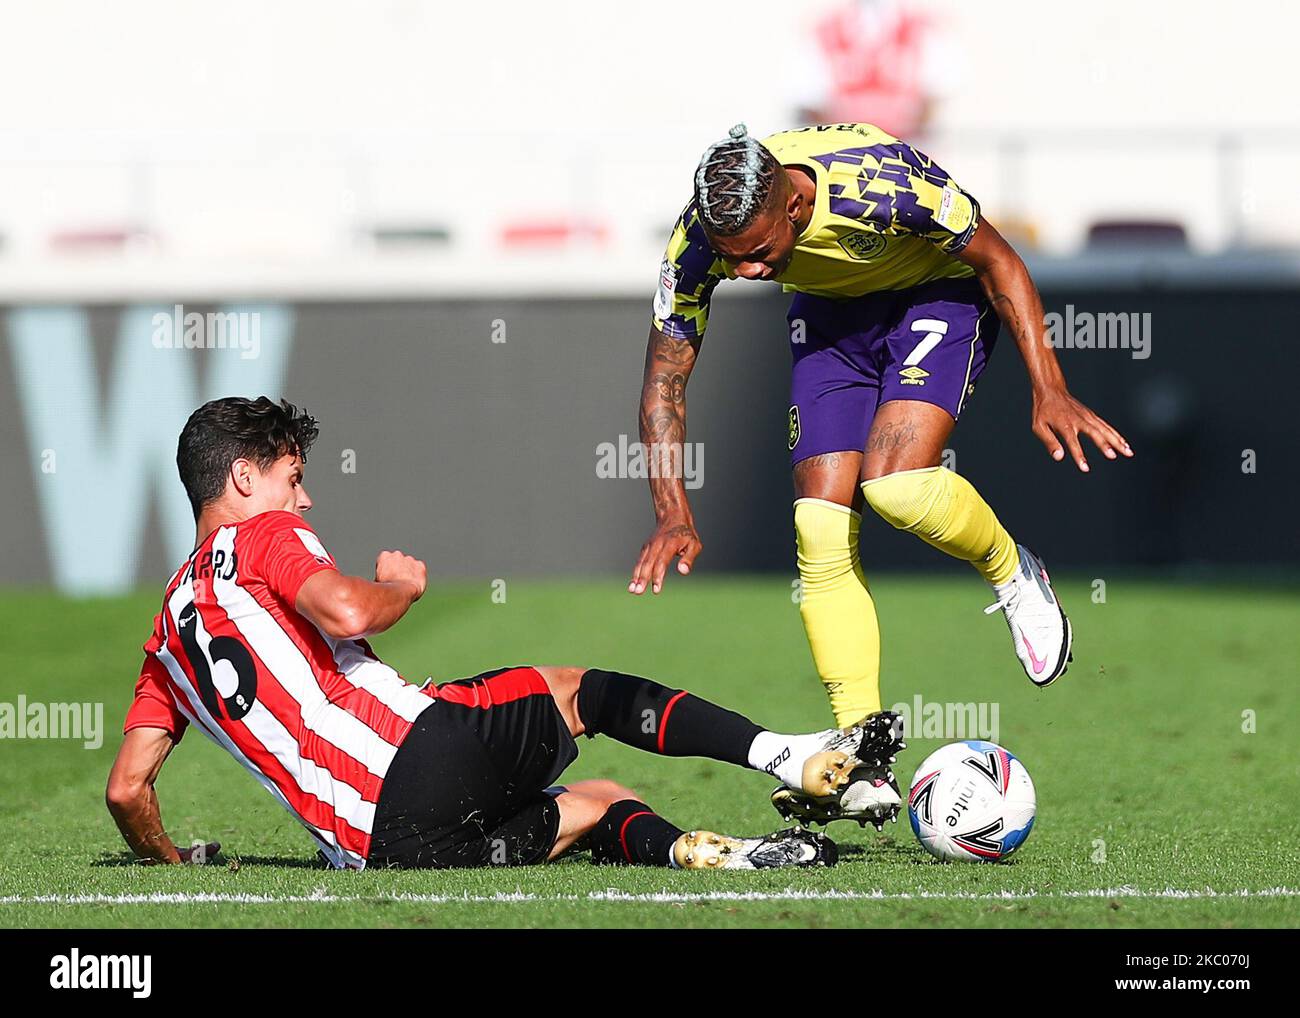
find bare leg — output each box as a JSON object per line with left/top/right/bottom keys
{"left": 529, "top": 672, "right": 845, "bottom": 868}
{"left": 549, "top": 779, "right": 640, "bottom": 860}
{"left": 793, "top": 450, "right": 863, "bottom": 506}
{"left": 532, "top": 665, "right": 586, "bottom": 735}
{"left": 537, "top": 660, "right": 864, "bottom": 790}
{"left": 860, "top": 400, "right": 953, "bottom": 481}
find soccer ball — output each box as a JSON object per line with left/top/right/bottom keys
{"left": 907, "top": 740, "right": 1036, "bottom": 862}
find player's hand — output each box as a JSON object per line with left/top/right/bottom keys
{"left": 629, "top": 520, "right": 702, "bottom": 595}
{"left": 175, "top": 841, "right": 221, "bottom": 865}
{"left": 375, "top": 550, "right": 427, "bottom": 601}
{"left": 1031, "top": 386, "right": 1133, "bottom": 473}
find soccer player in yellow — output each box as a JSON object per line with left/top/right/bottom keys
{"left": 628, "top": 123, "right": 1132, "bottom": 827}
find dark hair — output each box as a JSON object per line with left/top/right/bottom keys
{"left": 177, "top": 397, "right": 319, "bottom": 518}
{"left": 693, "top": 123, "right": 783, "bottom": 237}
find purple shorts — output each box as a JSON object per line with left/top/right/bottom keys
{"left": 786, "top": 278, "right": 999, "bottom": 465}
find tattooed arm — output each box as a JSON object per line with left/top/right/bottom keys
{"left": 629, "top": 325, "right": 704, "bottom": 595}
{"left": 957, "top": 221, "right": 1132, "bottom": 472}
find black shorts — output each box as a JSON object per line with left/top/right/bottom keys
{"left": 367, "top": 666, "right": 579, "bottom": 869}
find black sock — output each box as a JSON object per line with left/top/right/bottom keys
{"left": 589, "top": 799, "right": 684, "bottom": 866}
{"left": 576, "top": 668, "right": 763, "bottom": 767}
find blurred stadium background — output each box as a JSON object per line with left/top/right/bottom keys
{"left": 2, "top": 0, "right": 1298, "bottom": 593}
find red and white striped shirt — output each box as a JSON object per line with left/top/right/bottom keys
{"left": 125, "top": 510, "right": 433, "bottom": 869}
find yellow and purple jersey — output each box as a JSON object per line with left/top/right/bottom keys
{"left": 652, "top": 123, "right": 981, "bottom": 340}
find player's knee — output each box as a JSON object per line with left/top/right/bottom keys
{"left": 571, "top": 778, "right": 639, "bottom": 807}
{"left": 601, "top": 780, "right": 640, "bottom": 804}
{"left": 536, "top": 665, "right": 585, "bottom": 694}
{"left": 792, "top": 467, "right": 859, "bottom": 505}
{"left": 861, "top": 467, "right": 942, "bottom": 533}
{"left": 535, "top": 666, "right": 585, "bottom": 733}
{"left": 553, "top": 790, "right": 609, "bottom": 843}
{"left": 555, "top": 785, "right": 640, "bottom": 847}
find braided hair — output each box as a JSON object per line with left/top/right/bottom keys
{"left": 693, "top": 124, "right": 782, "bottom": 237}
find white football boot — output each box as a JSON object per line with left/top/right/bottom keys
{"left": 774, "top": 724, "right": 867, "bottom": 799}
{"left": 672, "top": 827, "right": 837, "bottom": 870}
{"left": 772, "top": 763, "right": 902, "bottom": 831}
{"left": 984, "top": 545, "right": 1073, "bottom": 686}
{"left": 769, "top": 711, "right": 906, "bottom": 830}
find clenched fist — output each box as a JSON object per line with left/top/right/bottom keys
{"left": 375, "top": 550, "right": 427, "bottom": 601}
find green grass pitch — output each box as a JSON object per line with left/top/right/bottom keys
{"left": 1, "top": 575, "right": 1297, "bottom": 929}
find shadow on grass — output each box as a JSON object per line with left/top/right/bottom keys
{"left": 89, "top": 840, "right": 1006, "bottom": 873}
{"left": 91, "top": 851, "right": 147, "bottom": 868}
{"left": 837, "top": 837, "right": 917, "bottom": 863}
{"left": 221, "top": 854, "right": 331, "bottom": 869}
{"left": 91, "top": 851, "right": 329, "bottom": 870}
{"left": 836, "top": 835, "right": 1018, "bottom": 869}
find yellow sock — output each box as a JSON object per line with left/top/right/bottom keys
{"left": 861, "top": 466, "right": 1019, "bottom": 586}
{"left": 795, "top": 498, "right": 882, "bottom": 728}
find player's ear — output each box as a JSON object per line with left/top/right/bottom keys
{"left": 786, "top": 185, "right": 803, "bottom": 224}
{"left": 230, "top": 457, "right": 256, "bottom": 498}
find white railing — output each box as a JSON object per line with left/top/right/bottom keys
{"left": 1, "top": 126, "right": 1298, "bottom": 299}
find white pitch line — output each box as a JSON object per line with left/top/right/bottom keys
{"left": 0, "top": 887, "right": 1297, "bottom": 906}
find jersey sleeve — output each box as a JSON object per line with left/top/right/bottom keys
{"left": 651, "top": 202, "right": 729, "bottom": 340}
{"left": 828, "top": 139, "right": 981, "bottom": 254}
{"left": 125, "top": 622, "right": 188, "bottom": 741}
{"left": 244, "top": 511, "right": 339, "bottom": 606}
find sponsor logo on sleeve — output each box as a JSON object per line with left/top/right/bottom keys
{"left": 935, "top": 186, "right": 974, "bottom": 234}
{"left": 294, "top": 528, "right": 334, "bottom": 565}
{"left": 653, "top": 261, "right": 678, "bottom": 320}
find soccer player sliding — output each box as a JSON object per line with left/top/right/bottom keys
{"left": 629, "top": 124, "right": 1132, "bottom": 828}
{"left": 106, "top": 396, "right": 907, "bottom": 871}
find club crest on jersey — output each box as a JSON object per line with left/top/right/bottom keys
{"left": 899, "top": 365, "right": 929, "bottom": 386}
{"left": 837, "top": 232, "right": 887, "bottom": 261}
{"left": 788, "top": 405, "right": 801, "bottom": 450}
